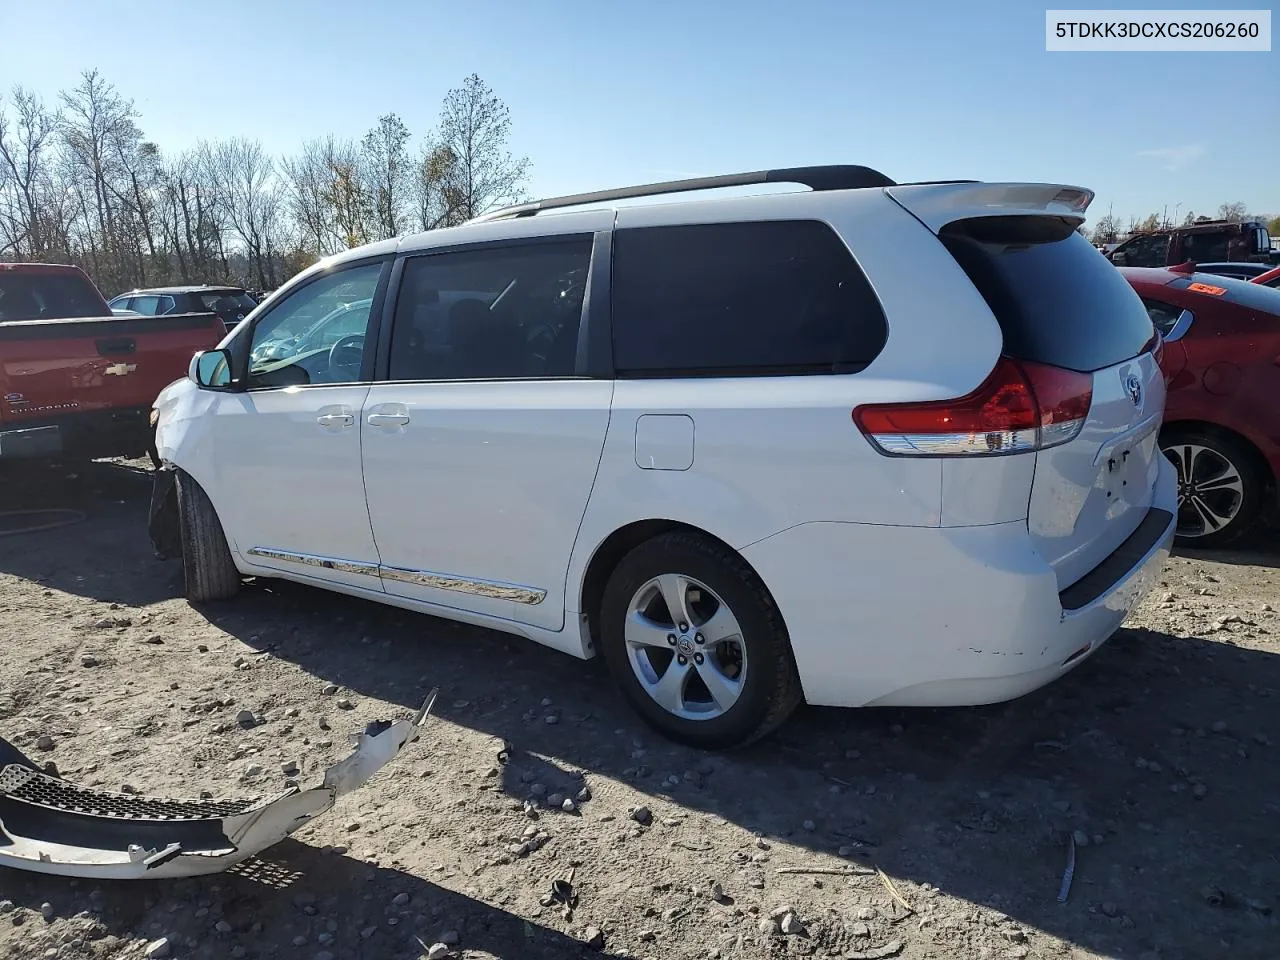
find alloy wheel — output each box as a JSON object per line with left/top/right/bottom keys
{"left": 623, "top": 573, "right": 747, "bottom": 721}
{"left": 1166, "top": 442, "right": 1245, "bottom": 540}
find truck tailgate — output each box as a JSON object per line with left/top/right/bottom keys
{"left": 0, "top": 312, "right": 222, "bottom": 423}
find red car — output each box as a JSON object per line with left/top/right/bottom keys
{"left": 1120, "top": 265, "right": 1280, "bottom": 546}
{"left": 1252, "top": 264, "right": 1280, "bottom": 288}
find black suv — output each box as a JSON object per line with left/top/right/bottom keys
{"left": 109, "top": 285, "right": 258, "bottom": 331}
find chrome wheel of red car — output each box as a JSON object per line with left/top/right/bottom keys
{"left": 1162, "top": 429, "right": 1263, "bottom": 547}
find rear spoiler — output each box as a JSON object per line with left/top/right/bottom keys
{"left": 0, "top": 311, "right": 222, "bottom": 341}
{"left": 886, "top": 182, "right": 1095, "bottom": 233}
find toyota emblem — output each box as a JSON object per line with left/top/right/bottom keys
{"left": 1125, "top": 374, "right": 1142, "bottom": 407}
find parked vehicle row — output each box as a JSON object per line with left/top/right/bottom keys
{"left": 150, "top": 166, "right": 1177, "bottom": 748}
{"left": 108, "top": 285, "right": 258, "bottom": 332}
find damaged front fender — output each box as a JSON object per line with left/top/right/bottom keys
{"left": 0, "top": 690, "right": 436, "bottom": 879}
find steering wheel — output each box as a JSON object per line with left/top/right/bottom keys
{"left": 328, "top": 334, "right": 366, "bottom": 378}
{"left": 526, "top": 323, "right": 558, "bottom": 364}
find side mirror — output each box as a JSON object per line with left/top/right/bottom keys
{"left": 1110, "top": 252, "right": 1127, "bottom": 266}
{"left": 190, "top": 348, "right": 233, "bottom": 389}
{"left": 1253, "top": 227, "right": 1271, "bottom": 256}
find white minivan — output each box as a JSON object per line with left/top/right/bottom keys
{"left": 150, "top": 166, "right": 1177, "bottom": 749}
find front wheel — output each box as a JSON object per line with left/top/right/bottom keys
{"left": 1162, "top": 428, "right": 1264, "bottom": 548}
{"left": 175, "top": 471, "right": 240, "bottom": 602}
{"left": 598, "top": 531, "right": 802, "bottom": 749}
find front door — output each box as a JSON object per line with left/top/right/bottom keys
{"left": 360, "top": 236, "right": 610, "bottom": 630}
{"left": 210, "top": 258, "right": 389, "bottom": 592}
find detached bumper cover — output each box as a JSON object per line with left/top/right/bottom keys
{"left": 0, "top": 691, "right": 436, "bottom": 879}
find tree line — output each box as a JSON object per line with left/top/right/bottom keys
{"left": 1088, "top": 202, "right": 1280, "bottom": 246}
{"left": 0, "top": 71, "right": 528, "bottom": 296}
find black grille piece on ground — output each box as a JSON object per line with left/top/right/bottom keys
{"left": 0, "top": 763, "right": 264, "bottom": 821}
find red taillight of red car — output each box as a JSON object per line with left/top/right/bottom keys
{"left": 853, "top": 357, "right": 1093, "bottom": 456}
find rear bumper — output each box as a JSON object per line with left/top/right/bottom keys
{"left": 741, "top": 455, "right": 1177, "bottom": 709}
{"left": 0, "top": 407, "right": 152, "bottom": 460}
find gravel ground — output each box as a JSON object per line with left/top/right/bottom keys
{"left": 0, "top": 458, "right": 1277, "bottom": 960}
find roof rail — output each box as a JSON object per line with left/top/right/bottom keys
{"left": 467, "top": 165, "right": 897, "bottom": 224}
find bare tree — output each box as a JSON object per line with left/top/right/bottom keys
{"left": 1217, "top": 201, "right": 1249, "bottom": 222}
{"left": 362, "top": 114, "right": 410, "bottom": 239}
{"left": 412, "top": 139, "right": 459, "bottom": 231}
{"left": 1090, "top": 207, "right": 1121, "bottom": 245}
{"left": 202, "top": 138, "right": 284, "bottom": 288}
{"left": 0, "top": 68, "right": 539, "bottom": 292}
{"left": 435, "top": 74, "right": 528, "bottom": 222}
{"left": 59, "top": 70, "right": 145, "bottom": 288}
{"left": 1135, "top": 213, "right": 1161, "bottom": 233}
{"left": 282, "top": 137, "right": 344, "bottom": 255}
{"left": 318, "top": 139, "right": 370, "bottom": 250}
{"left": 0, "top": 87, "right": 64, "bottom": 259}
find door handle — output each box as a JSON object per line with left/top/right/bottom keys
{"left": 316, "top": 413, "right": 354, "bottom": 427}
{"left": 367, "top": 413, "right": 410, "bottom": 427}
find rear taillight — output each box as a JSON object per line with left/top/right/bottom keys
{"left": 853, "top": 357, "right": 1093, "bottom": 457}
{"left": 1142, "top": 330, "right": 1164, "bottom": 368}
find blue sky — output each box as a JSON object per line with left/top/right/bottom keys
{"left": 3, "top": 0, "right": 1276, "bottom": 225}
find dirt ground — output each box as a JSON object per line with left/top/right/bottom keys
{"left": 0, "top": 458, "right": 1277, "bottom": 960}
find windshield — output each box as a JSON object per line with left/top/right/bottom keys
{"left": 0, "top": 271, "right": 107, "bottom": 321}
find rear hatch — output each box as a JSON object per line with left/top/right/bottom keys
{"left": 888, "top": 185, "right": 1164, "bottom": 589}
{"left": 195, "top": 289, "right": 258, "bottom": 331}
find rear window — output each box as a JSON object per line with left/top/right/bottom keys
{"left": 199, "top": 291, "right": 257, "bottom": 312}
{"left": 0, "top": 271, "right": 107, "bottom": 321}
{"left": 940, "top": 217, "right": 1154, "bottom": 373}
{"left": 1172, "top": 274, "right": 1280, "bottom": 315}
{"left": 1182, "top": 233, "right": 1231, "bottom": 262}
{"left": 611, "top": 220, "right": 888, "bottom": 377}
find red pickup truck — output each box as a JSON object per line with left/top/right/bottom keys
{"left": 0, "top": 262, "right": 225, "bottom": 462}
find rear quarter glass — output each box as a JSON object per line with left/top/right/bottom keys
{"left": 940, "top": 217, "right": 1154, "bottom": 373}
{"left": 610, "top": 219, "right": 888, "bottom": 377}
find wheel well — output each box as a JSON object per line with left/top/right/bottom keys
{"left": 1162, "top": 420, "right": 1276, "bottom": 489}
{"left": 579, "top": 520, "right": 749, "bottom": 647}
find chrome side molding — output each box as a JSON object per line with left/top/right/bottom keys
{"left": 246, "top": 547, "right": 546, "bottom": 605}
{"left": 246, "top": 547, "right": 380, "bottom": 577}
{"left": 379, "top": 565, "right": 546, "bottom": 605}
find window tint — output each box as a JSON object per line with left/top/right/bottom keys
{"left": 247, "top": 261, "right": 384, "bottom": 387}
{"left": 1115, "top": 234, "right": 1168, "bottom": 267}
{"left": 941, "top": 216, "right": 1155, "bottom": 373}
{"left": 388, "top": 239, "right": 592, "bottom": 381}
{"left": 611, "top": 220, "right": 888, "bottom": 377}
{"left": 0, "top": 271, "right": 107, "bottom": 321}
{"left": 1183, "top": 233, "right": 1231, "bottom": 263}
{"left": 199, "top": 291, "right": 257, "bottom": 312}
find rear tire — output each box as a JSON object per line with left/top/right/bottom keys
{"left": 1161, "top": 427, "right": 1264, "bottom": 548}
{"left": 598, "top": 531, "right": 802, "bottom": 750}
{"left": 175, "top": 470, "right": 240, "bottom": 602}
